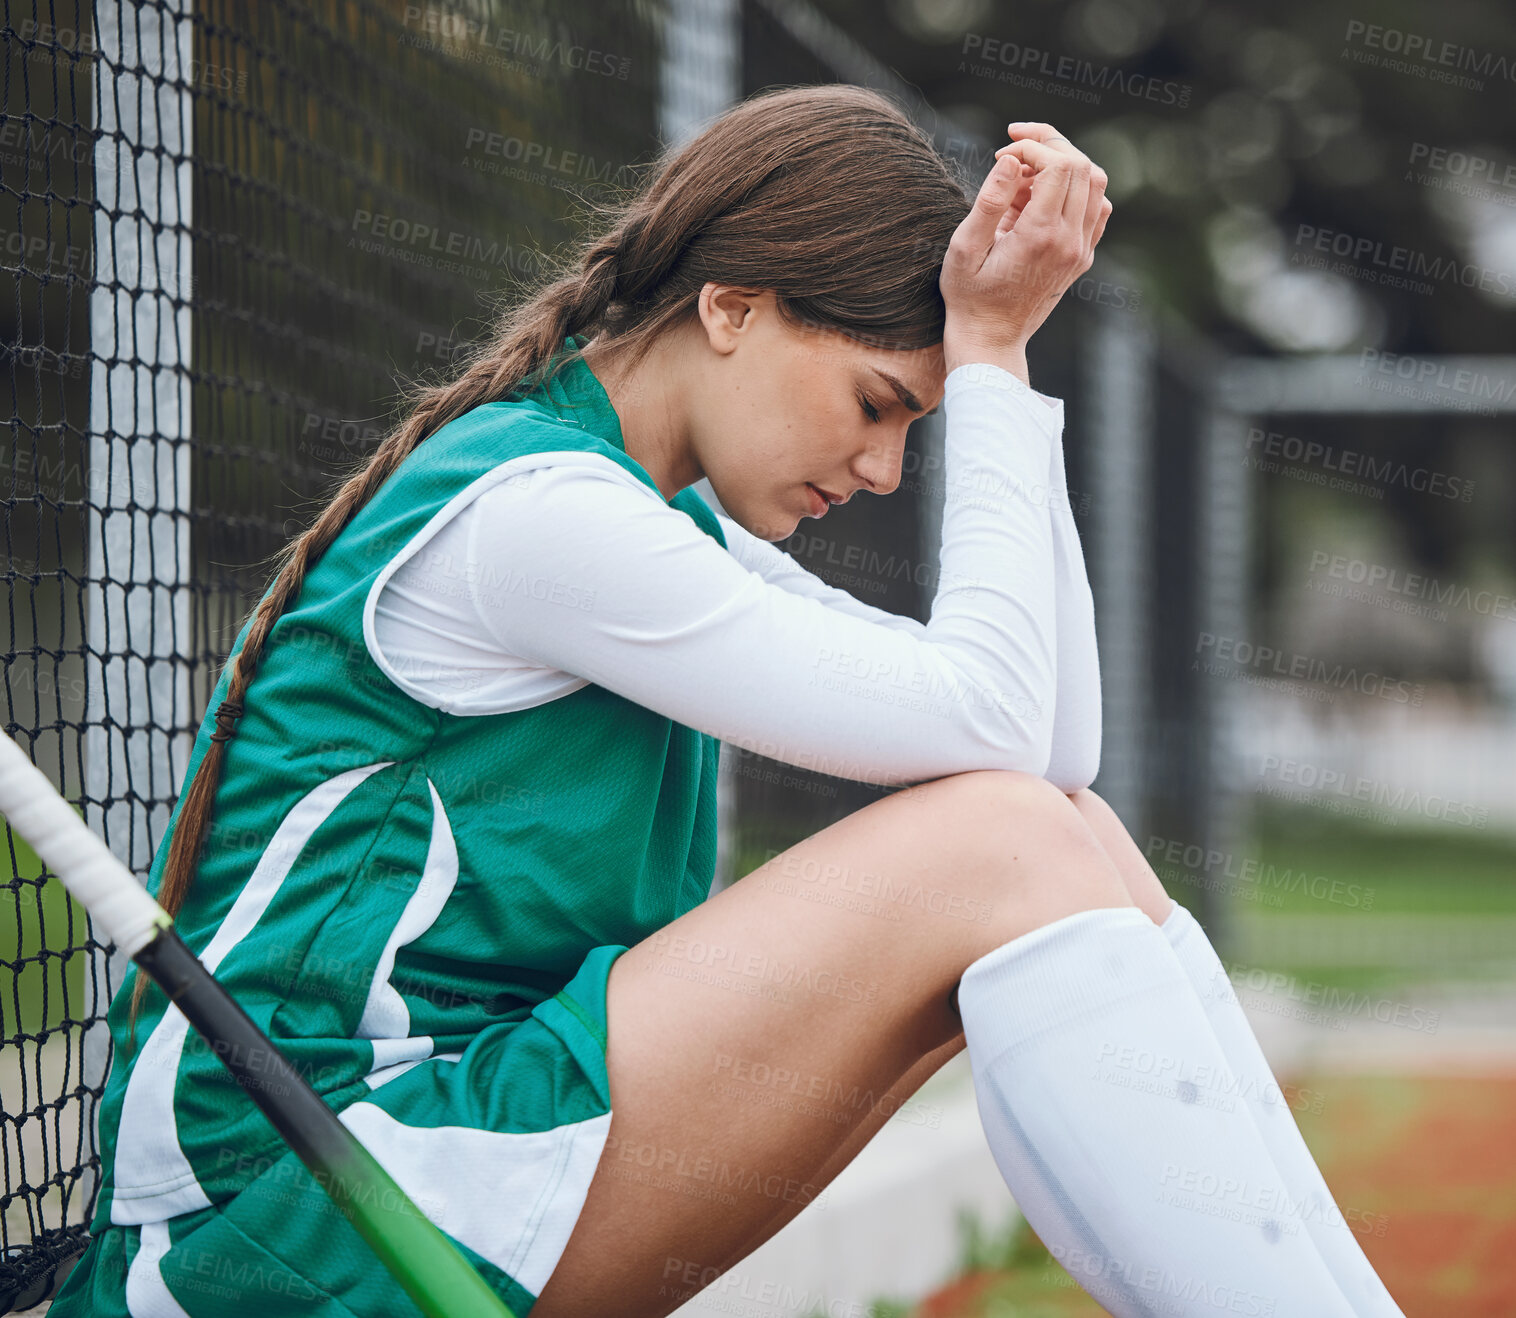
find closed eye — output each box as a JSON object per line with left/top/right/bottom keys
{"left": 856, "top": 390, "right": 883, "bottom": 423}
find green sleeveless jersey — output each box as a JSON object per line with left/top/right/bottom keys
{"left": 93, "top": 335, "right": 727, "bottom": 1231}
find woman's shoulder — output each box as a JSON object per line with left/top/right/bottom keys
{"left": 471, "top": 452, "right": 729, "bottom": 552}
{"left": 399, "top": 393, "right": 637, "bottom": 488}
{"left": 438, "top": 391, "right": 610, "bottom": 452}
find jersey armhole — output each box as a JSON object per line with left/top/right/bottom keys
{"left": 361, "top": 451, "right": 641, "bottom": 708}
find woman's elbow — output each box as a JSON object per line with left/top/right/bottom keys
{"left": 1045, "top": 762, "right": 1098, "bottom": 795}
{"left": 987, "top": 715, "right": 1055, "bottom": 781}
{"left": 1043, "top": 741, "right": 1101, "bottom": 795}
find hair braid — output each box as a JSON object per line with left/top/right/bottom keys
{"left": 123, "top": 83, "right": 969, "bottom": 1045}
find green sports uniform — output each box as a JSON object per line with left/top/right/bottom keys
{"left": 50, "top": 335, "right": 727, "bottom": 1317}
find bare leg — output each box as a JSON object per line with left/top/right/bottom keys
{"left": 539, "top": 784, "right": 1169, "bottom": 1297}
{"left": 718, "top": 786, "right": 1166, "bottom": 1272}
{"left": 722, "top": 1029, "right": 967, "bottom": 1273}
{"left": 529, "top": 769, "right": 1134, "bottom": 1318}
{"left": 1065, "top": 787, "right": 1173, "bottom": 924}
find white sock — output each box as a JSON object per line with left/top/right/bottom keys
{"left": 957, "top": 905, "right": 1359, "bottom": 1317}
{"left": 1160, "top": 898, "right": 1405, "bottom": 1317}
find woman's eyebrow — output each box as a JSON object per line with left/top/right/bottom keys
{"left": 869, "top": 367, "right": 937, "bottom": 414}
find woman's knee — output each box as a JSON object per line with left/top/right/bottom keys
{"left": 915, "top": 769, "right": 1130, "bottom": 906}
{"left": 920, "top": 768, "right": 1087, "bottom": 851}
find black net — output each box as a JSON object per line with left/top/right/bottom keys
{"left": 1, "top": 0, "right": 665, "bottom": 1307}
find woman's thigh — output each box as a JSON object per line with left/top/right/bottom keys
{"left": 721, "top": 1024, "right": 968, "bottom": 1281}
{"left": 530, "top": 768, "right": 1136, "bottom": 1318}
{"left": 718, "top": 788, "right": 1170, "bottom": 1272}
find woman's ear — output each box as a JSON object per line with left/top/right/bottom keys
{"left": 696, "top": 283, "right": 770, "bottom": 355}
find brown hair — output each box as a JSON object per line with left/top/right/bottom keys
{"left": 126, "top": 83, "right": 969, "bottom": 1036}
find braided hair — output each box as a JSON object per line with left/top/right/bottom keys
{"left": 124, "top": 82, "right": 970, "bottom": 1036}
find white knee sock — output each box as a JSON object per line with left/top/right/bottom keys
{"left": 956, "top": 905, "right": 1359, "bottom": 1317}
{"left": 1159, "top": 898, "right": 1405, "bottom": 1317}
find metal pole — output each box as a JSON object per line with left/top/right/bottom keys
{"left": 82, "top": 0, "right": 195, "bottom": 1206}
{"left": 1081, "top": 302, "right": 1156, "bottom": 835}
{"left": 1194, "top": 399, "right": 1253, "bottom": 946}
{"left": 660, "top": 0, "right": 742, "bottom": 893}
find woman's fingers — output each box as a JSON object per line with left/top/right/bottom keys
{"left": 998, "top": 139, "right": 1078, "bottom": 233}
{"left": 1092, "top": 196, "right": 1113, "bottom": 249}
{"left": 1085, "top": 192, "right": 1111, "bottom": 252}
{"left": 998, "top": 127, "right": 1112, "bottom": 262}
{"left": 995, "top": 162, "right": 1036, "bottom": 239}
{"left": 939, "top": 120, "right": 1121, "bottom": 359}
{"left": 1005, "top": 120, "right": 1071, "bottom": 147}
{"left": 947, "top": 151, "right": 1031, "bottom": 270}
{"left": 939, "top": 119, "right": 1116, "bottom": 356}
{"left": 1001, "top": 122, "right": 1109, "bottom": 193}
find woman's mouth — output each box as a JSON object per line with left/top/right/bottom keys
{"left": 805, "top": 483, "right": 834, "bottom": 516}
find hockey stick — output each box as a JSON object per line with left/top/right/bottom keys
{"left": 0, "top": 730, "right": 517, "bottom": 1318}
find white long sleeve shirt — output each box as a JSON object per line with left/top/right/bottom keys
{"left": 369, "top": 361, "right": 1102, "bottom": 792}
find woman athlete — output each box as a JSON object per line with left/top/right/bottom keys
{"left": 51, "top": 86, "right": 1404, "bottom": 1318}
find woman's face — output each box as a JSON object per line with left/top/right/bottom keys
{"left": 687, "top": 287, "right": 946, "bottom": 541}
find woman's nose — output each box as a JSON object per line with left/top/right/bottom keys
{"left": 854, "top": 430, "right": 908, "bottom": 496}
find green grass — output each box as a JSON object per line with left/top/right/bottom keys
{"left": 935, "top": 1207, "right": 1101, "bottom": 1315}
{"left": 1188, "top": 799, "right": 1516, "bottom": 994}
{"left": 2, "top": 818, "right": 91, "bottom": 1040}
{"left": 951, "top": 1204, "right": 1055, "bottom": 1275}
{"left": 1247, "top": 797, "right": 1516, "bottom": 917}
{"left": 797, "top": 1207, "right": 1081, "bottom": 1318}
